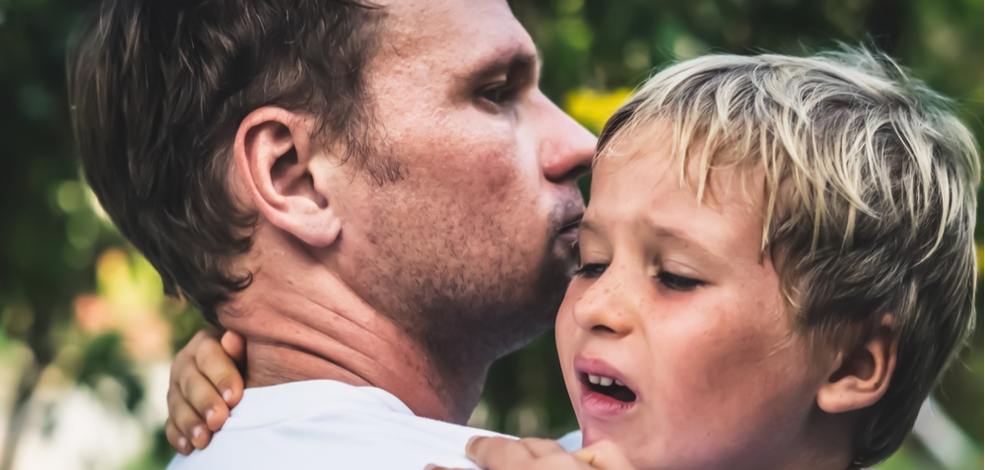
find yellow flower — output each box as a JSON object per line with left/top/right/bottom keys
{"left": 564, "top": 87, "right": 634, "bottom": 135}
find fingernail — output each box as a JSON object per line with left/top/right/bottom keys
{"left": 206, "top": 409, "right": 215, "bottom": 422}
{"left": 423, "top": 465, "right": 438, "bottom": 470}
{"left": 192, "top": 425, "right": 204, "bottom": 440}
{"left": 178, "top": 437, "right": 188, "bottom": 452}
{"left": 222, "top": 389, "right": 232, "bottom": 402}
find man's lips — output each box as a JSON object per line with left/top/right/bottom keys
{"left": 574, "top": 355, "right": 640, "bottom": 418}
{"left": 556, "top": 212, "right": 583, "bottom": 245}
{"left": 558, "top": 212, "right": 583, "bottom": 234}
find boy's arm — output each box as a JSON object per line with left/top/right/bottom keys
{"left": 165, "top": 329, "right": 246, "bottom": 454}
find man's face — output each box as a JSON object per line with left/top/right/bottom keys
{"left": 332, "top": 0, "right": 595, "bottom": 366}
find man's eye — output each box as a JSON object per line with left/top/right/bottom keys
{"left": 657, "top": 272, "right": 704, "bottom": 291}
{"left": 478, "top": 81, "right": 517, "bottom": 106}
{"left": 574, "top": 263, "right": 608, "bottom": 278}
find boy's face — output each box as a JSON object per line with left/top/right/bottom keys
{"left": 556, "top": 127, "right": 828, "bottom": 470}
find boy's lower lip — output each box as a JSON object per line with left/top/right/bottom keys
{"left": 579, "top": 381, "right": 637, "bottom": 418}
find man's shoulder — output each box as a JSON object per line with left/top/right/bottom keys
{"left": 167, "top": 407, "right": 498, "bottom": 470}
{"left": 166, "top": 381, "right": 502, "bottom": 470}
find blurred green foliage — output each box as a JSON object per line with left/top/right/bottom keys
{"left": 76, "top": 333, "right": 143, "bottom": 412}
{"left": 0, "top": 0, "right": 980, "bottom": 469}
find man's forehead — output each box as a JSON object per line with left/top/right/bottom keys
{"left": 378, "top": 0, "right": 536, "bottom": 75}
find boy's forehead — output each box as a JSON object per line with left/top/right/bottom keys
{"left": 592, "top": 122, "right": 768, "bottom": 225}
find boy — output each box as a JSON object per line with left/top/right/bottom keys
{"left": 462, "top": 48, "right": 980, "bottom": 470}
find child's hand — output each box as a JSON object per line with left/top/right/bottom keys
{"left": 426, "top": 436, "right": 635, "bottom": 470}
{"left": 165, "top": 329, "right": 246, "bottom": 454}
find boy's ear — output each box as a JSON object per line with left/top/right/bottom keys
{"left": 816, "top": 314, "right": 897, "bottom": 414}
{"left": 233, "top": 107, "right": 341, "bottom": 247}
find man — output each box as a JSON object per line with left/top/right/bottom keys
{"left": 68, "top": 0, "right": 594, "bottom": 468}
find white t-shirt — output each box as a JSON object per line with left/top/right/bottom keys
{"left": 166, "top": 380, "right": 581, "bottom": 470}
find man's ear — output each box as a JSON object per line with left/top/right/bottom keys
{"left": 816, "top": 314, "right": 898, "bottom": 414}
{"left": 234, "top": 107, "right": 341, "bottom": 247}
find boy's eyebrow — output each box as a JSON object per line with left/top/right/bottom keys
{"left": 643, "top": 222, "right": 725, "bottom": 264}
{"left": 578, "top": 218, "right": 601, "bottom": 233}
{"left": 646, "top": 225, "right": 719, "bottom": 259}
{"left": 580, "top": 218, "right": 724, "bottom": 264}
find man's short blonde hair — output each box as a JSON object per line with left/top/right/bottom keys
{"left": 598, "top": 48, "right": 980, "bottom": 466}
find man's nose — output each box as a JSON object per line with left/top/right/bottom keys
{"left": 571, "top": 266, "right": 636, "bottom": 338}
{"left": 538, "top": 95, "right": 597, "bottom": 183}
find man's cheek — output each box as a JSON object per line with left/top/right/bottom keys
{"left": 419, "top": 135, "right": 518, "bottom": 197}
{"left": 468, "top": 141, "right": 525, "bottom": 200}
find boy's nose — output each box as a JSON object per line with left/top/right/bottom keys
{"left": 571, "top": 268, "right": 636, "bottom": 338}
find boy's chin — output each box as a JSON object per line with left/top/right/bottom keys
{"left": 579, "top": 426, "right": 654, "bottom": 470}
{"left": 579, "top": 421, "right": 631, "bottom": 449}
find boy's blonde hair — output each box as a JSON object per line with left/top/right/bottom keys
{"left": 598, "top": 49, "right": 980, "bottom": 466}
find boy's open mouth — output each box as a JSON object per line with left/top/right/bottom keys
{"left": 580, "top": 372, "right": 637, "bottom": 402}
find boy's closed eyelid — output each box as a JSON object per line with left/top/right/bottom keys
{"left": 655, "top": 271, "right": 706, "bottom": 291}
{"left": 658, "top": 258, "right": 706, "bottom": 280}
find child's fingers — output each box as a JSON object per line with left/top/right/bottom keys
{"left": 167, "top": 386, "right": 212, "bottom": 450}
{"left": 164, "top": 417, "right": 192, "bottom": 455}
{"left": 465, "top": 436, "right": 534, "bottom": 469}
{"left": 221, "top": 330, "right": 247, "bottom": 364}
{"left": 181, "top": 367, "right": 230, "bottom": 432}
{"left": 465, "top": 436, "right": 567, "bottom": 469}
{"left": 518, "top": 438, "right": 568, "bottom": 458}
{"left": 571, "top": 440, "right": 634, "bottom": 470}
{"left": 194, "top": 334, "right": 244, "bottom": 409}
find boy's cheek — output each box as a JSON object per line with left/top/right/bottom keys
{"left": 554, "top": 283, "right": 586, "bottom": 346}
{"left": 667, "top": 340, "right": 815, "bottom": 452}
{"left": 553, "top": 301, "right": 580, "bottom": 372}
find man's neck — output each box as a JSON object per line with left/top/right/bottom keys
{"left": 219, "top": 251, "right": 488, "bottom": 424}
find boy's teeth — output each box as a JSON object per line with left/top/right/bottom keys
{"left": 587, "top": 374, "right": 626, "bottom": 387}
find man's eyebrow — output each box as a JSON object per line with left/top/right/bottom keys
{"left": 467, "top": 47, "right": 539, "bottom": 82}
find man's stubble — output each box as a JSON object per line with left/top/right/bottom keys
{"left": 345, "top": 171, "right": 574, "bottom": 387}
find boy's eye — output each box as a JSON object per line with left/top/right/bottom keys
{"left": 574, "top": 263, "right": 608, "bottom": 278}
{"left": 657, "top": 271, "right": 704, "bottom": 291}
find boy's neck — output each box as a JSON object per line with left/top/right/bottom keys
{"left": 769, "top": 410, "right": 858, "bottom": 470}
